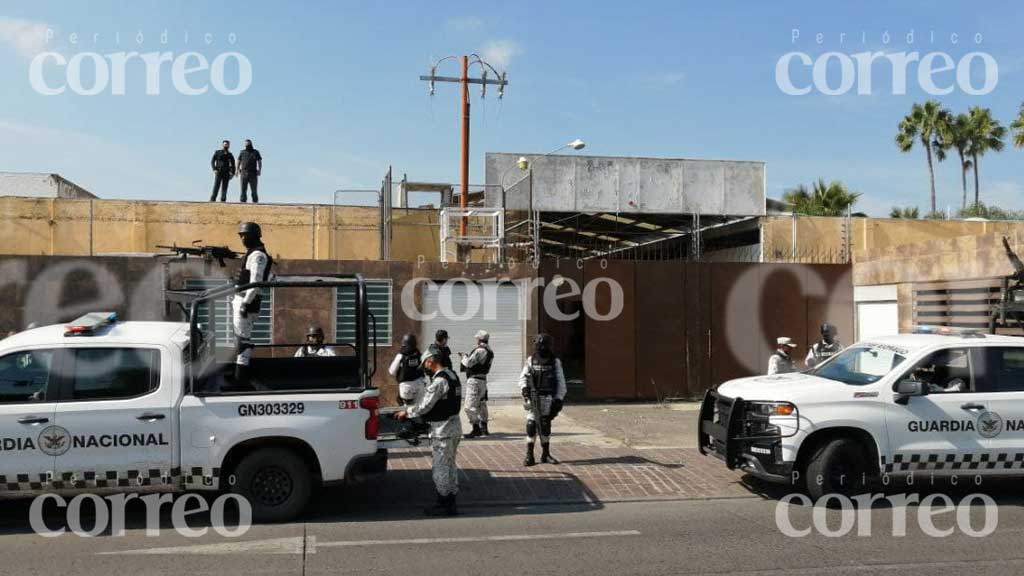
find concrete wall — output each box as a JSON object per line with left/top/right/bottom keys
{"left": 0, "top": 197, "right": 450, "bottom": 261}
{"left": 390, "top": 209, "right": 440, "bottom": 262}
{"left": 853, "top": 231, "right": 1024, "bottom": 286}
{"left": 485, "top": 153, "right": 765, "bottom": 216}
{"left": 760, "top": 216, "right": 1024, "bottom": 266}
{"left": 0, "top": 172, "right": 97, "bottom": 199}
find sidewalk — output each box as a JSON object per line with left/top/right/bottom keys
{"left": 365, "top": 402, "right": 753, "bottom": 508}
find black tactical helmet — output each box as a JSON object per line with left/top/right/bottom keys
{"left": 401, "top": 333, "right": 418, "bottom": 348}
{"left": 306, "top": 325, "right": 325, "bottom": 339}
{"left": 820, "top": 323, "right": 837, "bottom": 337}
{"left": 534, "top": 333, "right": 553, "bottom": 351}
{"left": 435, "top": 329, "right": 449, "bottom": 342}
{"left": 238, "top": 222, "right": 262, "bottom": 238}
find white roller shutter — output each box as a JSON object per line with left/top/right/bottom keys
{"left": 854, "top": 284, "right": 899, "bottom": 342}
{"left": 421, "top": 281, "right": 524, "bottom": 398}
{"left": 856, "top": 302, "right": 898, "bottom": 342}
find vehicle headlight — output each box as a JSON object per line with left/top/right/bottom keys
{"left": 748, "top": 401, "right": 797, "bottom": 417}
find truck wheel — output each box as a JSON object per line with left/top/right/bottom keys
{"left": 232, "top": 448, "right": 312, "bottom": 523}
{"left": 803, "top": 438, "right": 868, "bottom": 500}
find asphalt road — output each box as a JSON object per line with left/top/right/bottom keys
{"left": 3, "top": 491, "right": 1024, "bottom": 575}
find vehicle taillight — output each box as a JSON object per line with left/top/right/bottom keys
{"left": 360, "top": 396, "right": 379, "bottom": 440}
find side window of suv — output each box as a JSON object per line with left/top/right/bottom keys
{"left": 899, "top": 347, "right": 973, "bottom": 393}
{"left": 972, "top": 347, "right": 1024, "bottom": 393}
{"left": 68, "top": 348, "right": 161, "bottom": 401}
{"left": 0, "top": 350, "right": 56, "bottom": 404}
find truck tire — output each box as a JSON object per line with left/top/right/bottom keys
{"left": 232, "top": 448, "right": 312, "bottom": 523}
{"left": 803, "top": 438, "right": 868, "bottom": 500}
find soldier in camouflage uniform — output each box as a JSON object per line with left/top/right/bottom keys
{"left": 460, "top": 329, "right": 494, "bottom": 439}
{"left": 395, "top": 350, "right": 462, "bottom": 516}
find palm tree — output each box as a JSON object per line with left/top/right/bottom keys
{"left": 965, "top": 106, "right": 1007, "bottom": 205}
{"left": 889, "top": 206, "right": 920, "bottom": 219}
{"left": 782, "top": 179, "right": 861, "bottom": 216}
{"left": 896, "top": 100, "right": 949, "bottom": 214}
{"left": 1011, "top": 102, "right": 1024, "bottom": 149}
{"left": 938, "top": 113, "right": 973, "bottom": 210}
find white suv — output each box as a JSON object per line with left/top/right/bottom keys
{"left": 699, "top": 328, "right": 1024, "bottom": 498}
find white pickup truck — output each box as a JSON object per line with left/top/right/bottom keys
{"left": 0, "top": 275, "right": 386, "bottom": 522}
{"left": 699, "top": 327, "right": 1024, "bottom": 498}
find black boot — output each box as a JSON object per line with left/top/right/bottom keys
{"left": 464, "top": 423, "right": 482, "bottom": 439}
{"left": 233, "top": 363, "right": 248, "bottom": 386}
{"left": 524, "top": 443, "right": 536, "bottom": 467}
{"left": 480, "top": 421, "right": 489, "bottom": 436}
{"left": 424, "top": 491, "right": 449, "bottom": 516}
{"left": 541, "top": 443, "right": 559, "bottom": 464}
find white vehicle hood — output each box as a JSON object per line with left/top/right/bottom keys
{"left": 716, "top": 371, "right": 852, "bottom": 402}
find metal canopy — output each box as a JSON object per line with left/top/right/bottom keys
{"left": 530, "top": 211, "right": 750, "bottom": 260}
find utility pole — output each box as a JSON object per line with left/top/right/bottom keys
{"left": 421, "top": 55, "right": 508, "bottom": 239}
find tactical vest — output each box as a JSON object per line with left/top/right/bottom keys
{"left": 422, "top": 368, "right": 461, "bottom": 422}
{"left": 812, "top": 342, "right": 841, "bottom": 361}
{"left": 465, "top": 345, "right": 494, "bottom": 378}
{"left": 529, "top": 355, "right": 559, "bottom": 396}
{"left": 771, "top": 351, "right": 795, "bottom": 373}
{"left": 396, "top": 350, "right": 423, "bottom": 382}
{"left": 237, "top": 246, "right": 274, "bottom": 285}
{"left": 236, "top": 246, "right": 274, "bottom": 313}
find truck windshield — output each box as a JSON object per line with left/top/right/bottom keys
{"left": 811, "top": 345, "right": 906, "bottom": 385}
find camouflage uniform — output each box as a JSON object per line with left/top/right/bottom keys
{"left": 461, "top": 344, "right": 493, "bottom": 426}
{"left": 406, "top": 367, "right": 462, "bottom": 496}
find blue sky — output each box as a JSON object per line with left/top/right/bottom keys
{"left": 0, "top": 1, "right": 1022, "bottom": 215}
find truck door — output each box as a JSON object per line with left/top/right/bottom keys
{"left": 970, "top": 346, "right": 1024, "bottom": 466}
{"left": 0, "top": 348, "right": 60, "bottom": 492}
{"left": 884, "top": 347, "right": 992, "bottom": 474}
{"left": 53, "top": 347, "right": 175, "bottom": 489}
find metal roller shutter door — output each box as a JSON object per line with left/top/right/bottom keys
{"left": 856, "top": 301, "right": 898, "bottom": 341}
{"left": 421, "top": 282, "right": 523, "bottom": 398}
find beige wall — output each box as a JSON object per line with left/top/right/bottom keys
{"left": 761, "top": 215, "right": 1024, "bottom": 266}
{"left": 853, "top": 231, "right": 1024, "bottom": 286}
{"left": 390, "top": 209, "right": 440, "bottom": 262}
{"left": 0, "top": 197, "right": 451, "bottom": 262}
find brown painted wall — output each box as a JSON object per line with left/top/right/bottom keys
{"left": 635, "top": 263, "right": 686, "bottom": 400}
{"left": 583, "top": 261, "right": 637, "bottom": 399}
{"left": 547, "top": 261, "right": 854, "bottom": 400}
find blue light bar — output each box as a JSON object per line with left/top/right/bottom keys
{"left": 65, "top": 312, "right": 118, "bottom": 336}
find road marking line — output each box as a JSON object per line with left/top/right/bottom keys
{"left": 98, "top": 530, "right": 641, "bottom": 556}
{"left": 314, "top": 530, "right": 642, "bottom": 549}
{"left": 98, "top": 537, "right": 305, "bottom": 556}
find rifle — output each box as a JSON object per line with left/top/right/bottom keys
{"left": 157, "top": 241, "right": 239, "bottom": 269}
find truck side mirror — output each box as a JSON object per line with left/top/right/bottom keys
{"left": 894, "top": 379, "right": 925, "bottom": 405}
